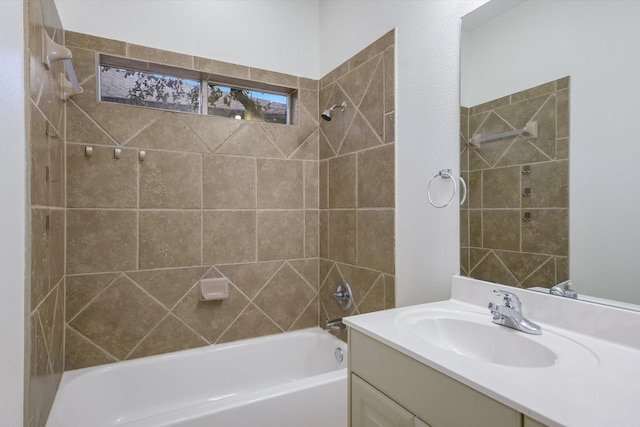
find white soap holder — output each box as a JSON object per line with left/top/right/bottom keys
{"left": 199, "top": 278, "right": 229, "bottom": 301}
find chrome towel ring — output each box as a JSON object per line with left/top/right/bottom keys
{"left": 427, "top": 169, "right": 467, "bottom": 208}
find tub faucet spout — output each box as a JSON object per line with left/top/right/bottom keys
{"left": 324, "top": 318, "right": 346, "bottom": 332}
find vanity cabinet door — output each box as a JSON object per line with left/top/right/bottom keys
{"left": 352, "top": 375, "right": 415, "bottom": 427}
{"left": 350, "top": 330, "right": 521, "bottom": 427}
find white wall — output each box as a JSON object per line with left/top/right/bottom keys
{"left": 54, "top": 0, "right": 488, "bottom": 306}
{"left": 0, "top": 0, "right": 26, "bottom": 425}
{"left": 320, "top": 1, "right": 485, "bottom": 306}
{"left": 54, "top": 0, "right": 320, "bottom": 79}
{"left": 461, "top": 1, "right": 640, "bottom": 304}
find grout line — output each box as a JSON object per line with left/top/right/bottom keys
{"left": 288, "top": 293, "right": 317, "bottom": 331}
{"left": 66, "top": 325, "right": 120, "bottom": 363}
{"left": 124, "top": 312, "right": 170, "bottom": 360}
{"left": 67, "top": 99, "right": 118, "bottom": 146}
{"left": 254, "top": 157, "right": 259, "bottom": 262}
{"left": 66, "top": 273, "right": 122, "bottom": 325}
{"left": 201, "top": 154, "right": 204, "bottom": 266}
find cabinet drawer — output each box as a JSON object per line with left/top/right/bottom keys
{"left": 350, "top": 329, "right": 521, "bottom": 427}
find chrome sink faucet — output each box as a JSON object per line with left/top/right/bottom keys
{"left": 488, "top": 290, "right": 542, "bottom": 335}
{"left": 550, "top": 280, "right": 578, "bottom": 299}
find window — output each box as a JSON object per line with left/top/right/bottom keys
{"left": 207, "top": 84, "right": 288, "bottom": 124}
{"left": 99, "top": 66, "right": 201, "bottom": 113}
{"left": 98, "top": 55, "right": 294, "bottom": 125}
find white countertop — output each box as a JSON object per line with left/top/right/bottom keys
{"left": 343, "top": 276, "right": 640, "bottom": 427}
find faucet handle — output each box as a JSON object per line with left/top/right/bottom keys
{"left": 493, "top": 289, "right": 521, "bottom": 309}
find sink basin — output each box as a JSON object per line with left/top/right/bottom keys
{"left": 396, "top": 309, "right": 598, "bottom": 368}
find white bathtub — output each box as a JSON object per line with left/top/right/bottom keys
{"left": 46, "top": 328, "right": 348, "bottom": 427}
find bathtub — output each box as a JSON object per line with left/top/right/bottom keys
{"left": 46, "top": 328, "right": 348, "bottom": 427}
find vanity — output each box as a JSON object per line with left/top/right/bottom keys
{"left": 344, "top": 276, "right": 640, "bottom": 427}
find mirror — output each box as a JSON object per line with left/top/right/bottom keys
{"left": 460, "top": 0, "right": 640, "bottom": 308}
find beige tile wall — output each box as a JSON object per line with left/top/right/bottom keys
{"left": 63, "top": 30, "right": 323, "bottom": 370}
{"left": 26, "top": 0, "right": 66, "bottom": 425}
{"left": 22, "top": 3, "right": 396, "bottom": 422}
{"left": 319, "top": 30, "right": 396, "bottom": 341}
{"left": 460, "top": 78, "right": 569, "bottom": 288}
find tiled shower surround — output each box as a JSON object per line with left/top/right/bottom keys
{"left": 61, "top": 30, "right": 395, "bottom": 370}
{"left": 22, "top": 0, "right": 394, "bottom": 422}
{"left": 318, "top": 31, "right": 396, "bottom": 340}
{"left": 460, "top": 78, "right": 569, "bottom": 288}
{"left": 27, "top": 0, "right": 66, "bottom": 425}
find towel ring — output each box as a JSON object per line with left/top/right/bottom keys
{"left": 459, "top": 175, "right": 468, "bottom": 206}
{"left": 427, "top": 169, "right": 462, "bottom": 208}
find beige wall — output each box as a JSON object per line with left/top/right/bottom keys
{"left": 62, "top": 31, "right": 395, "bottom": 368}
{"left": 460, "top": 78, "right": 569, "bottom": 288}
{"left": 26, "top": 0, "right": 66, "bottom": 425}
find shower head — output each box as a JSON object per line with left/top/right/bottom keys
{"left": 321, "top": 101, "right": 347, "bottom": 121}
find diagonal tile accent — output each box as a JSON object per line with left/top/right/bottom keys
{"left": 494, "top": 138, "right": 551, "bottom": 167}
{"left": 530, "top": 94, "right": 557, "bottom": 158}
{"left": 320, "top": 264, "right": 356, "bottom": 321}
{"left": 288, "top": 259, "right": 319, "bottom": 290}
{"left": 126, "top": 267, "right": 210, "bottom": 309}
{"left": 64, "top": 326, "right": 117, "bottom": 371}
{"left": 319, "top": 129, "right": 336, "bottom": 160}
{"left": 299, "top": 89, "right": 319, "bottom": 120}
{"left": 319, "top": 82, "right": 335, "bottom": 112}
{"left": 320, "top": 259, "right": 336, "bottom": 288}
{"left": 493, "top": 94, "right": 546, "bottom": 132}
{"left": 260, "top": 106, "right": 317, "bottom": 158}
{"left": 291, "top": 296, "right": 319, "bottom": 331}
{"left": 215, "top": 122, "right": 285, "bottom": 158}
{"left": 495, "top": 251, "right": 552, "bottom": 283}
{"left": 217, "top": 304, "right": 282, "bottom": 343}
{"left": 336, "top": 263, "right": 381, "bottom": 306}
{"left": 67, "top": 46, "right": 96, "bottom": 85}
{"left": 180, "top": 109, "right": 243, "bottom": 152}
{"left": 522, "top": 258, "right": 557, "bottom": 288}
{"left": 470, "top": 251, "right": 518, "bottom": 286}
{"left": 357, "top": 275, "right": 385, "bottom": 314}
{"left": 69, "top": 275, "right": 167, "bottom": 359}
{"left": 290, "top": 129, "right": 319, "bottom": 160}
{"left": 471, "top": 112, "right": 515, "bottom": 167}
{"left": 469, "top": 248, "right": 491, "bottom": 272}
{"left": 127, "top": 112, "right": 210, "bottom": 153}
{"left": 172, "top": 284, "right": 250, "bottom": 343}
{"left": 359, "top": 56, "right": 385, "bottom": 140}
{"left": 126, "top": 314, "right": 209, "bottom": 360}
{"left": 216, "top": 262, "right": 283, "bottom": 299}
{"left": 320, "top": 85, "right": 356, "bottom": 154}
{"left": 253, "top": 264, "right": 316, "bottom": 330}
{"left": 338, "top": 55, "right": 380, "bottom": 108}
{"left": 384, "top": 275, "right": 395, "bottom": 309}
{"left": 66, "top": 273, "right": 118, "bottom": 321}
{"left": 66, "top": 101, "right": 116, "bottom": 145}
{"left": 339, "top": 111, "right": 383, "bottom": 155}
{"left": 71, "top": 76, "right": 163, "bottom": 143}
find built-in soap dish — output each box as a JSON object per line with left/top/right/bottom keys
{"left": 199, "top": 278, "right": 229, "bottom": 301}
